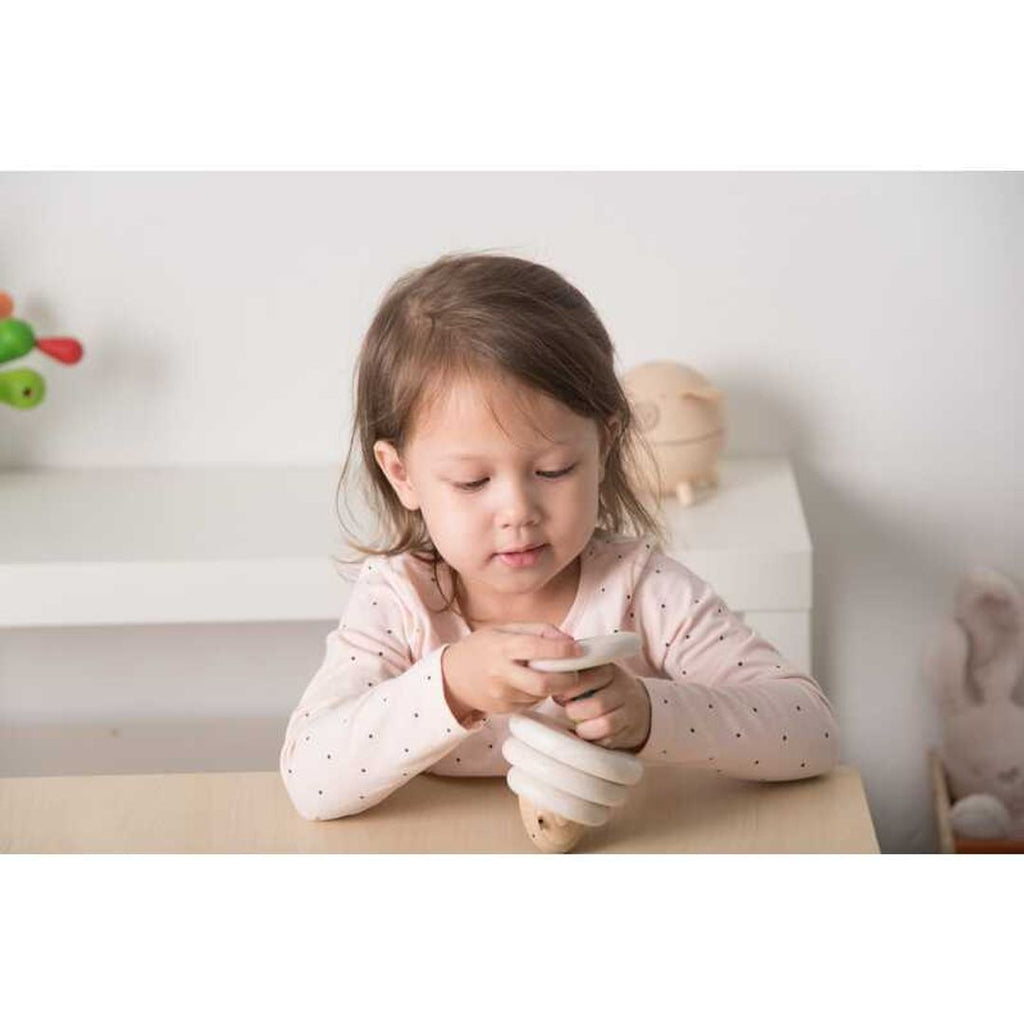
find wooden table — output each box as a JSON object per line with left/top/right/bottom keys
{"left": 0, "top": 763, "right": 878, "bottom": 853}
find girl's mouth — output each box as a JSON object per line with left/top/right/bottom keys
{"left": 497, "top": 544, "right": 547, "bottom": 568}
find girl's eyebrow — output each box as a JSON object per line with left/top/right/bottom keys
{"left": 438, "top": 441, "right": 573, "bottom": 463}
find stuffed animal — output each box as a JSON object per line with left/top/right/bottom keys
{"left": 924, "top": 566, "right": 1024, "bottom": 839}
{"left": 622, "top": 361, "right": 726, "bottom": 506}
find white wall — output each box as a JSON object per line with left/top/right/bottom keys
{"left": 2, "top": 172, "right": 1021, "bottom": 852}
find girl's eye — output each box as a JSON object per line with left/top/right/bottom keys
{"left": 454, "top": 464, "right": 577, "bottom": 492}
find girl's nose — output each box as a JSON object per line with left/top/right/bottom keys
{"left": 495, "top": 482, "right": 542, "bottom": 525}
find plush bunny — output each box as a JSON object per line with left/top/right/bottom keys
{"left": 924, "top": 567, "right": 1024, "bottom": 839}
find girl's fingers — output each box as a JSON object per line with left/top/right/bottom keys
{"left": 583, "top": 664, "right": 615, "bottom": 684}
{"left": 506, "top": 662, "right": 578, "bottom": 701}
{"left": 502, "top": 627, "right": 581, "bottom": 663}
{"left": 594, "top": 726, "right": 631, "bottom": 747}
{"left": 570, "top": 700, "right": 628, "bottom": 738}
{"left": 561, "top": 682, "right": 625, "bottom": 719}
{"left": 554, "top": 685, "right": 600, "bottom": 707}
{"left": 557, "top": 665, "right": 615, "bottom": 703}
{"left": 506, "top": 666, "right": 550, "bottom": 700}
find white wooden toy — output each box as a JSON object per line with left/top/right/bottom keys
{"left": 503, "top": 631, "right": 645, "bottom": 853}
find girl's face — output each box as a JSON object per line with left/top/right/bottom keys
{"left": 373, "top": 375, "right": 610, "bottom": 615}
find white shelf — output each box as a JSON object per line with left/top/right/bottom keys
{"left": 0, "top": 457, "right": 810, "bottom": 629}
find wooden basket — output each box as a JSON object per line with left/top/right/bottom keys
{"left": 930, "top": 747, "right": 1024, "bottom": 853}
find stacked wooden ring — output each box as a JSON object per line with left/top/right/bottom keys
{"left": 503, "top": 632, "right": 645, "bottom": 853}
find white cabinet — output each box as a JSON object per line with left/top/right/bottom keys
{"left": 658, "top": 458, "right": 812, "bottom": 673}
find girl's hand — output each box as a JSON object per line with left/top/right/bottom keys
{"left": 441, "top": 623, "right": 583, "bottom": 723}
{"left": 554, "top": 662, "right": 652, "bottom": 753}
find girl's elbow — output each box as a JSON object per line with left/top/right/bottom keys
{"left": 280, "top": 766, "right": 377, "bottom": 821}
{"left": 823, "top": 741, "right": 841, "bottom": 776}
{"left": 283, "top": 782, "right": 362, "bottom": 821}
{"left": 801, "top": 734, "right": 841, "bottom": 779}
{"left": 280, "top": 769, "right": 319, "bottom": 820}
{"left": 761, "top": 739, "right": 839, "bottom": 783}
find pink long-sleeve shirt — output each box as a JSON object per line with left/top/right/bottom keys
{"left": 280, "top": 529, "right": 840, "bottom": 820}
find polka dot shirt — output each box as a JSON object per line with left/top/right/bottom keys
{"left": 280, "top": 529, "right": 840, "bottom": 820}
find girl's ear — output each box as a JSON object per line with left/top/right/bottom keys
{"left": 373, "top": 440, "right": 421, "bottom": 511}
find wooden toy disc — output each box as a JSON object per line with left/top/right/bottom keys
{"left": 501, "top": 735, "right": 631, "bottom": 807}
{"left": 527, "top": 631, "right": 642, "bottom": 672}
{"left": 508, "top": 710, "right": 644, "bottom": 785}
{"left": 506, "top": 766, "right": 610, "bottom": 826}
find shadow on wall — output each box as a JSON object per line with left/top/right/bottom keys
{"left": 792, "top": 459, "right": 964, "bottom": 855}
{"left": 717, "top": 373, "right": 961, "bottom": 853}
{"left": 712, "top": 375, "right": 806, "bottom": 457}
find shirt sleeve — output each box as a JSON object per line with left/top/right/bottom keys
{"left": 632, "top": 549, "right": 840, "bottom": 781}
{"left": 279, "top": 557, "right": 487, "bottom": 820}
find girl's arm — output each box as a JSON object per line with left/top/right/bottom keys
{"left": 632, "top": 550, "right": 840, "bottom": 781}
{"left": 279, "top": 558, "right": 486, "bottom": 820}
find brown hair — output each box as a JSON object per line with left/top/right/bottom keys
{"left": 333, "top": 249, "right": 666, "bottom": 611}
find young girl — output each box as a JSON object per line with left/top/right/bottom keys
{"left": 280, "top": 250, "right": 839, "bottom": 821}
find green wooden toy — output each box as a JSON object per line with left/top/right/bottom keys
{"left": 0, "top": 367, "right": 46, "bottom": 409}
{"left": 0, "top": 291, "right": 84, "bottom": 409}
